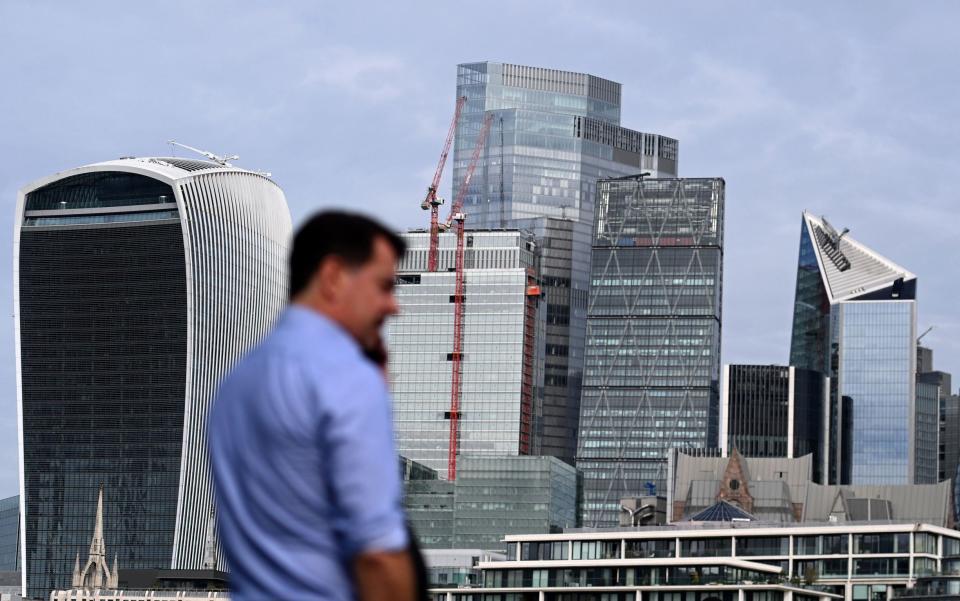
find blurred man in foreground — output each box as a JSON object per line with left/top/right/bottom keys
{"left": 209, "top": 211, "right": 415, "bottom": 601}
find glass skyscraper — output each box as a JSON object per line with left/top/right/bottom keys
{"left": 386, "top": 230, "right": 541, "bottom": 475}
{"left": 577, "top": 177, "right": 724, "bottom": 527}
{"left": 452, "top": 456, "right": 577, "bottom": 552}
{"left": 15, "top": 158, "right": 290, "bottom": 598}
{"left": 451, "top": 62, "right": 678, "bottom": 464}
{"left": 788, "top": 212, "right": 935, "bottom": 485}
{"left": 720, "top": 364, "right": 825, "bottom": 480}
{"left": 0, "top": 495, "right": 18, "bottom": 572}
{"left": 402, "top": 455, "right": 577, "bottom": 552}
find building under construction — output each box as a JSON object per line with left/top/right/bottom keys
{"left": 385, "top": 229, "right": 543, "bottom": 476}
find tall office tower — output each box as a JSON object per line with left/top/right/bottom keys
{"left": 720, "top": 364, "right": 825, "bottom": 480}
{"left": 918, "top": 346, "right": 960, "bottom": 484}
{"left": 576, "top": 177, "right": 724, "bottom": 527}
{"left": 385, "top": 230, "right": 542, "bottom": 476}
{"left": 788, "top": 212, "right": 936, "bottom": 486}
{"left": 15, "top": 158, "right": 291, "bottom": 598}
{"left": 452, "top": 62, "right": 679, "bottom": 463}
{"left": 525, "top": 218, "right": 583, "bottom": 463}
{"left": 941, "top": 394, "right": 960, "bottom": 486}
{"left": 0, "top": 495, "right": 18, "bottom": 572}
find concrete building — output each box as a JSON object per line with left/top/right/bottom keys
{"left": 15, "top": 157, "right": 291, "bottom": 598}
{"left": 386, "top": 230, "right": 541, "bottom": 475}
{"left": 577, "top": 176, "right": 725, "bottom": 527}
{"left": 0, "top": 572, "right": 21, "bottom": 601}
{"left": 789, "top": 213, "right": 935, "bottom": 486}
{"left": 429, "top": 520, "right": 960, "bottom": 601}
{"left": 669, "top": 450, "right": 954, "bottom": 527}
{"left": 721, "top": 364, "right": 826, "bottom": 480}
{"left": 421, "top": 549, "right": 505, "bottom": 589}
{"left": 452, "top": 62, "right": 679, "bottom": 466}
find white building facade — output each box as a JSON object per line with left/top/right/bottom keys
{"left": 385, "top": 230, "right": 542, "bottom": 476}
{"left": 430, "top": 522, "right": 960, "bottom": 601}
{"left": 14, "top": 157, "right": 290, "bottom": 599}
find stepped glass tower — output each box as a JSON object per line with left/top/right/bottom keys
{"left": 14, "top": 157, "right": 291, "bottom": 598}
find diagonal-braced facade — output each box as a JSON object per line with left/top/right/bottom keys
{"left": 576, "top": 177, "right": 724, "bottom": 527}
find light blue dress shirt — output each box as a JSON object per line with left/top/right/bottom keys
{"left": 209, "top": 306, "right": 408, "bottom": 600}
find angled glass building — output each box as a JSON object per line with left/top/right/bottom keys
{"left": 788, "top": 212, "right": 934, "bottom": 486}
{"left": 451, "top": 62, "right": 678, "bottom": 465}
{"left": 576, "top": 177, "right": 724, "bottom": 527}
{"left": 15, "top": 158, "right": 291, "bottom": 598}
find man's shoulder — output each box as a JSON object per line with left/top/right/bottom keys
{"left": 225, "top": 326, "right": 386, "bottom": 406}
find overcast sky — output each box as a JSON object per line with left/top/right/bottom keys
{"left": 1, "top": 1, "right": 958, "bottom": 498}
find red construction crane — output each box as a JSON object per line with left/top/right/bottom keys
{"left": 423, "top": 96, "right": 467, "bottom": 272}
{"left": 445, "top": 112, "right": 494, "bottom": 480}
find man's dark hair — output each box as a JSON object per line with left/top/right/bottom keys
{"left": 289, "top": 211, "right": 405, "bottom": 299}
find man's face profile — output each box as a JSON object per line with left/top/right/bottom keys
{"left": 314, "top": 235, "right": 399, "bottom": 351}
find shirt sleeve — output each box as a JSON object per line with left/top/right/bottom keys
{"left": 322, "top": 362, "right": 409, "bottom": 557}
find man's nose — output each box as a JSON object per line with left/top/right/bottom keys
{"left": 386, "top": 294, "right": 400, "bottom": 316}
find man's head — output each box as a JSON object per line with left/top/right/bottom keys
{"left": 289, "top": 211, "right": 405, "bottom": 350}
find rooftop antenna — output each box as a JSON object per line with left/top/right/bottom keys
{"left": 167, "top": 140, "right": 239, "bottom": 167}
{"left": 918, "top": 326, "right": 934, "bottom": 345}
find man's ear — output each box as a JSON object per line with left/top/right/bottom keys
{"left": 315, "top": 256, "right": 345, "bottom": 301}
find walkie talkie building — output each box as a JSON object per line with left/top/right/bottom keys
{"left": 14, "top": 157, "right": 291, "bottom": 598}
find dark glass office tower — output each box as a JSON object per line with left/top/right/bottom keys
{"left": 721, "top": 365, "right": 825, "bottom": 480}
{"left": 526, "top": 218, "right": 585, "bottom": 463}
{"left": 451, "top": 62, "right": 678, "bottom": 463}
{"left": 577, "top": 177, "right": 724, "bottom": 527}
{"left": 15, "top": 159, "right": 291, "bottom": 598}
{"left": 788, "top": 213, "right": 934, "bottom": 486}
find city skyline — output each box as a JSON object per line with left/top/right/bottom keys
{"left": 2, "top": 1, "right": 960, "bottom": 497}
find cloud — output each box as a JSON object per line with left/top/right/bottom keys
{"left": 300, "top": 46, "right": 408, "bottom": 102}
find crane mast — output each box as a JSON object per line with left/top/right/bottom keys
{"left": 446, "top": 112, "right": 494, "bottom": 480}
{"left": 423, "top": 96, "right": 467, "bottom": 272}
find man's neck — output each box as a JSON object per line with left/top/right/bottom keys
{"left": 291, "top": 299, "right": 359, "bottom": 345}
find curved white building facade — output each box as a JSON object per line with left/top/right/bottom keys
{"left": 14, "top": 157, "right": 291, "bottom": 598}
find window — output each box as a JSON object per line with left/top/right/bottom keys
{"left": 737, "top": 537, "right": 788, "bottom": 556}
{"left": 854, "top": 533, "right": 908, "bottom": 554}
{"left": 625, "top": 539, "right": 675, "bottom": 558}
{"left": 915, "top": 532, "right": 937, "bottom": 555}
{"left": 521, "top": 541, "right": 567, "bottom": 561}
{"left": 572, "top": 540, "right": 620, "bottom": 560}
{"left": 853, "top": 558, "right": 908, "bottom": 577}
{"left": 681, "top": 538, "right": 731, "bottom": 557}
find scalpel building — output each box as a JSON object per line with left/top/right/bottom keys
{"left": 14, "top": 157, "right": 291, "bottom": 598}
{"left": 788, "top": 212, "right": 935, "bottom": 486}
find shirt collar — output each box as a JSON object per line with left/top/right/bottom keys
{"left": 279, "top": 305, "right": 362, "bottom": 355}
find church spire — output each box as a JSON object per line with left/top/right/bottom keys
{"left": 89, "top": 483, "right": 106, "bottom": 560}
{"left": 76, "top": 484, "right": 115, "bottom": 590}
